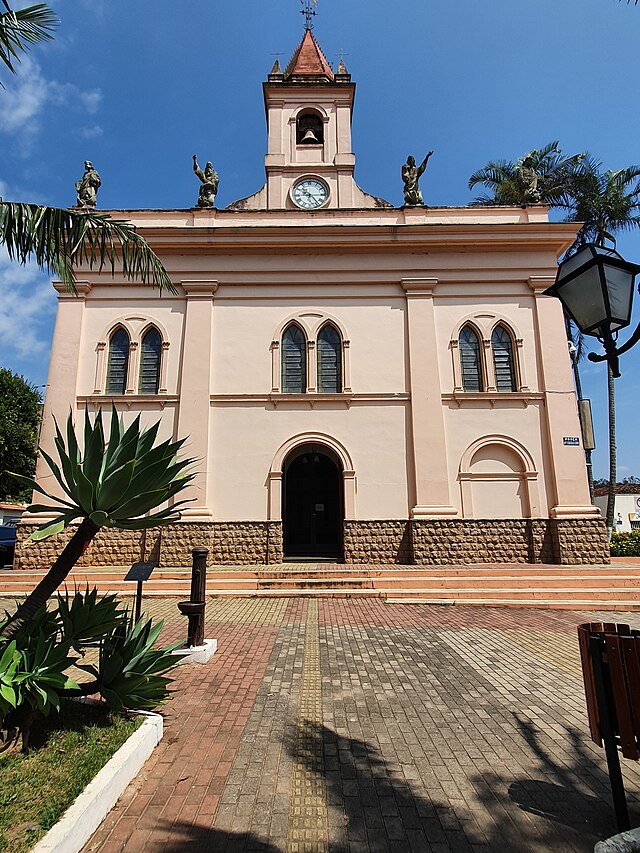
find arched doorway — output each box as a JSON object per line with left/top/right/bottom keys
{"left": 283, "top": 446, "right": 343, "bottom": 559}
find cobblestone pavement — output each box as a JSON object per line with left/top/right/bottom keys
{"left": 5, "top": 596, "right": 640, "bottom": 852}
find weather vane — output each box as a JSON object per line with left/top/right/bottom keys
{"left": 300, "top": 0, "right": 318, "bottom": 30}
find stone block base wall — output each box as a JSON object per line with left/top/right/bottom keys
{"left": 15, "top": 524, "right": 145, "bottom": 571}
{"left": 410, "top": 518, "right": 609, "bottom": 565}
{"left": 343, "top": 520, "right": 411, "bottom": 564}
{"left": 14, "top": 517, "right": 607, "bottom": 568}
{"left": 15, "top": 521, "right": 283, "bottom": 569}
{"left": 344, "top": 518, "right": 608, "bottom": 566}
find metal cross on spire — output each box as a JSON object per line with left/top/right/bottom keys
{"left": 300, "top": 0, "right": 318, "bottom": 30}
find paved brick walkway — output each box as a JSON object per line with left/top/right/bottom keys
{"left": 27, "top": 597, "right": 640, "bottom": 852}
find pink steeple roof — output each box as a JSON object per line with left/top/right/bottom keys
{"left": 284, "top": 29, "right": 334, "bottom": 81}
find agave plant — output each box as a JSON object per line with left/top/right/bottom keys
{"left": 2, "top": 406, "right": 196, "bottom": 640}
{"left": 1, "top": 589, "right": 180, "bottom": 751}
{"left": 92, "top": 616, "right": 180, "bottom": 711}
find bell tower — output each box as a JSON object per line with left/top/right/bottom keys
{"left": 264, "top": 28, "right": 359, "bottom": 210}
{"left": 229, "top": 26, "right": 389, "bottom": 211}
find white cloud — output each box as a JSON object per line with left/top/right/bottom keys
{"left": 77, "top": 124, "right": 104, "bottom": 140}
{"left": 0, "top": 248, "right": 57, "bottom": 372}
{"left": 0, "top": 56, "right": 103, "bottom": 147}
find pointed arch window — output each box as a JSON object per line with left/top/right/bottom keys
{"left": 459, "top": 326, "right": 483, "bottom": 392}
{"left": 139, "top": 327, "right": 162, "bottom": 394}
{"left": 317, "top": 324, "right": 342, "bottom": 393}
{"left": 281, "top": 324, "right": 307, "bottom": 393}
{"left": 492, "top": 325, "right": 516, "bottom": 392}
{"left": 106, "top": 328, "right": 130, "bottom": 395}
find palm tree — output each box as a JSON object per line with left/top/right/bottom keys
{"left": 0, "top": 2, "right": 174, "bottom": 293}
{"left": 566, "top": 159, "right": 640, "bottom": 249}
{"left": 468, "top": 141, "right": 584, "bottom": 207}
{"left": 0, "top": 1, "right": 56, "bottom": 80}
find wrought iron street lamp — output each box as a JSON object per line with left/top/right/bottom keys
{"left": 544, "top": 243, "right": 640, "bottom": 377}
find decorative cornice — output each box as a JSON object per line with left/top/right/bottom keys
{"left": 527, "top": 275, "right": 555, "bottom": 293}
{"left": 180, "top": 279, "right": 218, "bottom": 296}
{"left": 401, "top": 277, "right": 438, "bottom": 295}
{"left": 53, "top": 280, "right": 92, "bottom": 296}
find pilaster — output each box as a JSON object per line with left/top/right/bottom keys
{"left": 176, "top": 280, "right": 218, "bottom": 521}
{"left": 402, "top": 278, "right": 458, "bottom": 518}
{"left": 36, "top": 282, "right": 92, "bottom": 499}
{"left": 528, "top": 276, "right": 599, "bottom": 518}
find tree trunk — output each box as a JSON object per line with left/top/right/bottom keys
{"left": 0, "top": 517, "right": 100, "bottom": 641}
{"left": 606, "top": 363, "right": 617, "bottom": 535}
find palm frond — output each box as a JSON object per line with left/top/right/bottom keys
{"left": 0, "top": 201, "right": 176, "bottom": 292}
{"left": 0, "top": 2, "right": 58, "bottom": 80}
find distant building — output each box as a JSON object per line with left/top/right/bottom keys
{"left": 594, "top": 485, "right": 640, "bottom": 533}
{"left": 0, "top": 503, "right": 25, "bottom": 525}
{"left": 18, "top": 28, "right": 607, "bottom": 568}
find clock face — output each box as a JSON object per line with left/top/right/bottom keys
{"left": 291, "top": 178, "right": 329, "bottom": 210}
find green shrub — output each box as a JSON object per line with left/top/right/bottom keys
{"left": 610, "top": 530, "right": 640, "bottom": 557}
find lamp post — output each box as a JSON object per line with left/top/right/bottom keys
{"left": 544, "top": 243, "right": 640, "bottom": 532}
{"left": 543, "top": 243, "right": 640, "bottom": 378}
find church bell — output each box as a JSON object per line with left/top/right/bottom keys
{"left": 300, "top": 128, "right": 320, "bottom": 144}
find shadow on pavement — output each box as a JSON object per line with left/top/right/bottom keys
{"left": 505, "top": 714, "right": 640, "bottom": 836}
{"left": 286, "top": 716, "right": 640, "bottom": 852}
{"left": 158, "top": 820, "right": 281, "bottom": 852}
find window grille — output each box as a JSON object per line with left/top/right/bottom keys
{"left": 459, "top": 326, "right": 483, "bottom": 391}
{"left": 281, "top": 324, "right": 307, "bottom": 393}
{"left": 492, "top": 326, "right": 516, "bottom": 392}
{"left": 317, "top": 325, "right": 342, "bottom": 393}
{"left": 106, "top": 328, "right": 129, "bottom": 395}
{"left": 139, "top": 328, "right": 162, "bottom": 394}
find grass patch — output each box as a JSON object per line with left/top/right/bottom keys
{"left": 0, "top": 700, "right": 141, "bottom": 853}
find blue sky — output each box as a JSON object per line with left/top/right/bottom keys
{"left": 1, "top": 0, "right": 639, "bottom": 480}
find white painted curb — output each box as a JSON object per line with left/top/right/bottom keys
{"left": 170, "top": 638, "right": 218, "bottom": 665}
{"left": 32, "top": 710, "right": 163, "bottom": 853}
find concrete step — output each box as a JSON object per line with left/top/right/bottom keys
{"left": 2, "top": 564, "right": 639, "bottom": 610}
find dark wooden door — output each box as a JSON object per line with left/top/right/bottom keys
{"left": 284, "top": 452, "right": 341, "bottom": 558}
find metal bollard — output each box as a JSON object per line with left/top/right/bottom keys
{"left": 177, "top": 547, "right": 208, "bottom": 647}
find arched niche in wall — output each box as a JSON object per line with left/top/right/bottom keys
{"left": 458, "top": 435, "right": 541, "bottom": 518}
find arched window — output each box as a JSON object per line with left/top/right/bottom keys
{"left": 106, "top": 328, "right": 130, "bottom": 394}
{"left": 281, "top": 324, "right": 307, "bottom": 393}
{"left": 459, "top": 326, "right": 483, "bottom": 391}
{"left": 492, "top": 325, "right": 516, "bottom": 392}
{"left": 296, "top": 110, "right": 324, "bottom": 145}
{"left": 139, "top": 327, "right": 162, "bottom": 394}
{"left": 317, "top": 324, "right": 342, "bottom": 393}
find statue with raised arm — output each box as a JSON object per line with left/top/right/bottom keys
{"left": 74, "top": 160, "right": 101, "bottom": 208}
{"left": 192, "top": 154, "right": 219, "bottom": 208}
{"left": 402, "top": 151, "right": 433, "bottom": 206}
{"left": 517, "top": 153, "right": 542, "bottom": 205}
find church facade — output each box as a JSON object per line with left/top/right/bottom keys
{"left": 18, "top": 29, "right": 608, "bottom": 569}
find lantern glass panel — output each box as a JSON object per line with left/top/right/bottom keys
{"left": 603, "top": 264, "right": 635, "bottom": 330}
{"left": 556, "top": 247, "right": 592, "bottom": 282}
{"left": 557, "top": 267, "right": 607, "bottom": 334}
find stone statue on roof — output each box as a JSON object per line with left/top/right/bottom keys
{"left": 516, "top": 153, "right": 542, "bottom": 205}
{"left": 402, "top": 152, "right": 433, "bottom": 206}
{"left": 193, "top": 154, "right": 219, "bottom": 208}
{"left": 74, "top": 160, "right": 101, "bottom": 208}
